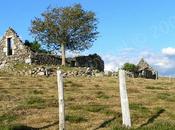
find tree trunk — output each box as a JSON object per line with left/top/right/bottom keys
{"left": 61, "top": 43, "right": 66, "bottom": 66}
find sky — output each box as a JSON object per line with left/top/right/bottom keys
{"left": 0, "top": 0, "right": 175, "bottom": 76}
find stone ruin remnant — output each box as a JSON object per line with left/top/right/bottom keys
{"left": 0, "top": 27, "right": 104, "bottom": 72}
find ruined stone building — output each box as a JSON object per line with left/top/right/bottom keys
{"left": 136, "top": 58, "right": 158, "bottom": 79}
{"left": 0, "top": 27, "right": 31, "bottom": 64}
{"left": 0, "top": 28, "right": 104, "bottom": 71}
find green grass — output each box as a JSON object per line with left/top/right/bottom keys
{"left": 112, "top": 122, "right": 175, "bottom": 130}
{"left": 31, "top": 89, "right": 43, "bottom": 95}
{"left": 0, "top": 125, "right": 10, "bottom": 130}
{"left": 69, "top": 105, "right": 83, "bottom": 110}
{"left": 0, "top": 125, "right": 36, "bottom": 130}
{"left": 129, "top": 103, "right": 150, "bottom": 119}
{"left": 19, "top": 96, "right": 46, "bottom": 109}
{"left": 0, "top": 71, "right": 175, "bottom": 130}
{"left": 0, "top": 113, "right": 17, "bottom": 123}
{"left": 13, "top": 62, "right": 30, "bottom": 70}
{"left": 96, "top": 91, "right": 110, "bottom": 99}
{"left": 59, "top": 66, "right": 86, "bottom": 72}
{"left": 145, "top": 86, "right": 165, "bottom": 90}
{"left": 158, "top": 93, "right": 175, "bottom": 102}
{"left": 130, "top": 103, "right": 149, "bottom": 113}
{"left": 85, "top": 105, "right": 106, "bottom": 112}
{"left": 65, "top": 115, "right": 87, "bottom": 123}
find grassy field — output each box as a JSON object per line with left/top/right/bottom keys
{"left": 0, "top": 72, "right": 175, "bottom": 130}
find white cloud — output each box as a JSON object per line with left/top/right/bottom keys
{"left": 103, "top": 51, "right": 139, "bottom": 72}
{"left": 102, "top": 48, "right": 175, "bottom": 76}
{"left": 162, "top": 47, "right": 175, "bottom": 56}
{"left": 155, "top": 58, "right": 174, "bottom": 69}
{"left": 103, "top": 55, "right": 120, "bottom": 72}
{"left": 105, "top": 63, "right": 118, "bottom": 72}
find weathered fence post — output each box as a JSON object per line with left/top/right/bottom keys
{"left": 169, "top": 75, "right": 172, "bottom": 82}
{"left": 156, "top": 71, "right": 158, "bottom": 80}
{"left": 57, "top": 69, "right": 65, "bottom": 130}
{"left": 119, "top": 69, "right": 131, "bottom": 127}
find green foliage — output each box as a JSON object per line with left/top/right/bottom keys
{"left": 24, "top": 40, "right": 51, "bottom": 54}
{"left": 123, "top": 63, "right": 137, "bottom": 72}
{"left": 30, "top": 4, "right": 98, "bottom": 65}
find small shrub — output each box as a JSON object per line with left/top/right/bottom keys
{"left": 122, "top": 63, "right": 137, "bottom": 72}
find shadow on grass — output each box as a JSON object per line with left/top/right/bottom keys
{"left": 4, "top": 121, "right": 59, "bottom": 130}
{"left": 139, "top": 108, "right": 165, "bottom": 128}
{"left": 93, "top": 117, "right": 116, "bottom": 130}
{"left": 5, "top": 125, "right": 39, "bottom": 130}
{"left": 39, "top": 121, "right": 59, "bottom": 129}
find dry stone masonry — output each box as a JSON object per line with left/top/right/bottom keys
{"left": 0, "top": 27, "right": 31, "bottom": 64}
{"left": 136, "top": 58, "right": 158, "bottom": 79}
{"left": 0, "top": 27, "right": 104, "bottom": 73}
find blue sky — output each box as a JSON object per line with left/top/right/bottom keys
{"left": 1, "top": 0, "right": 175, "bottom": 75}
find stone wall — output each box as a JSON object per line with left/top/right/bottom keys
{"left": 68, "top": 54, "right": 104, "bottom": 71}
{"left": 0, "top": 28, "right": 31, "bottom": 64}
{"left": 31, "top": 52, "right": 62, "bottom": 65}
{"left": 30, "top": 67, "right": 111, "bottom": 78}
{"left": 31, "top": 53, "right": 104, "bottom": 72}
{"left": 0, "top": 28, "right": 104, "bottom": 72}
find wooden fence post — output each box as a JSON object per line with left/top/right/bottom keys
{"left": 169, "top": 75, "right": 172, "bottom": 82}
{"left": 156, "top": 71, "right": 158, "bottom": 80}
{"left": 57, "top": 69, "right": 65, "bottom": 130}
{"left": 119, "top": 69, "right": 131, "bottom": 127}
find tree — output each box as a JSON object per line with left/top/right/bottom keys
{"left": 122, "top": 63, "right": 137, "bottom": 72}
{"left": 30, "top": 4, "right": 98, "bottom": 66}
{"left": 24, "top": 40, "right": 51, "bottom": 54}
